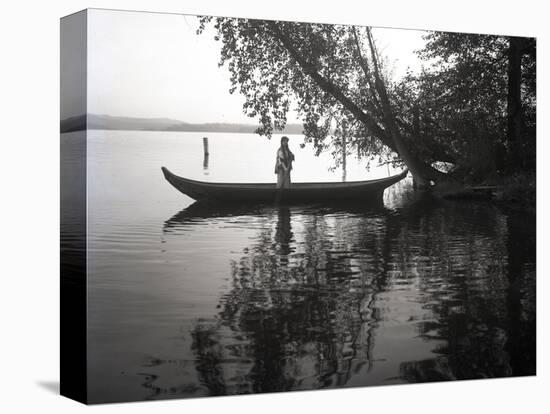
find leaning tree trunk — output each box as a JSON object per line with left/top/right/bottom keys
{"left": 374, "top": 77, "right": 438, "bottom": 187}
{"left": 271, "top": 22, "right": 447, "bottom": 187}
{"left": 365, "top": 29, "right": 444, "bottom": 187}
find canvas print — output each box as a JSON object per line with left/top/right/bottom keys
{"left": 60, "top": 8, "right": 536, "bottom": 404}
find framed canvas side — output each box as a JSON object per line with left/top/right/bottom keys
{"left": 60, "top": 9, "right": 88, "bottom": 404}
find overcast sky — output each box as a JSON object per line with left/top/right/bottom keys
{"left": 86, "top": 9, "right": 428, "bottom": 124}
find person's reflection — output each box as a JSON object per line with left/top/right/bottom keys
{"left": 274, "top": 207, "right": 293, "bottom": 267}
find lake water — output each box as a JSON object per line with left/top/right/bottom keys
{"left": 63, "top": 130, "right": 536, "bottom": 403}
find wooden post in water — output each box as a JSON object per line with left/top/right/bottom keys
{"left": 203, "top": 137, "right": 209, "bottom": 175}
{"left": 342, "top": 121, "right": 347, "bottom": 182}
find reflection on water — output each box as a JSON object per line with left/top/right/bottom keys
{"left": 80, "top": 131, "right": 535, "bottom": 403}
{"left": 203, "top": 153, "right": 209, "bottom": 175}
{"left": 152, "top": 193, "right": 535, "bottom": 398}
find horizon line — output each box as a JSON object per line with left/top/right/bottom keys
{"left": 61, "top": 113, "right": 304, "bottom": 126}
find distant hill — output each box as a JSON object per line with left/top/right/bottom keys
{"left": 60, "top": 114, "right": 304, "bottom": 135}
{"left": 60, "top": 114, "right": 86, "bottom": 133}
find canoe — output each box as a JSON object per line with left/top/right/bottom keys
{"left": 161, "top": 166, "right": 408, "bottom": 202}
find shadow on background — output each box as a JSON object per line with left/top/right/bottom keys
{"left": 36, "top": 381, "right": 60, "bottom": 395}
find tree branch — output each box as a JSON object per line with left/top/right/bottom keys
{"left": 351, "top": 27, "right": 383, "bottom": 114}
{"left": 266, "top": 21, "right": 397, "bottom": 153}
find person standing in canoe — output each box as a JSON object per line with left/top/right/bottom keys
{"left": 274, "top": 136, "right": 295, "bottom": 188}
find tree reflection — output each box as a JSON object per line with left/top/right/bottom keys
{"left": 161, "top": 195, "right": 535, "bottom": 397}
{"left": 173, "top": 201, "right": 402, "bottom": 394}
{"left": 399, "top": 203, "right": 536, "bottom": 381}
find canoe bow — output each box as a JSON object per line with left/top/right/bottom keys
{"left": 161, "top": 166, "right": 408, "bottom": 202}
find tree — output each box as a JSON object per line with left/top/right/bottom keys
{"left": 413, "top": 32, "right": 536, "bottom": 177}
{"left": 198, "top": 17, "right": 447, "bottom": 187}
{"left": 507, "top": 36, "right": 536, "bottom": 168}
{"left": 198, "top": 17, "right": 535, "bottom": 185}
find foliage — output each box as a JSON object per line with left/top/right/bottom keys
{"left": 198, "top": 17, "right": 402, "bottom": 169}
{"left": 409, "top": 32, "right": 536, "bottom": 177}
{"left": 197, "top": 17, "right": 536, "bottom": 182}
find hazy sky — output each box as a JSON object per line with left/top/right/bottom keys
{"left": 61, "top": 11, "right": 87, "bottom": 120}
{"left": 87, "top": 9, "right": 428, "bottom": 124}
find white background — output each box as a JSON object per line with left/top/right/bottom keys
{"left": 0, "top": 0, "right": 548, "bottom": 412}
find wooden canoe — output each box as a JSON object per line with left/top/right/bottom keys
{"left": 161, "top": 166, "right": 408, "bottom": 202}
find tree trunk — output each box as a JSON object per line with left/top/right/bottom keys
{"left": 365, "top": 29, "right": 444, "bottom": 187}
{"left": 507, "top": 37, "right": 525, "bottom": 167}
